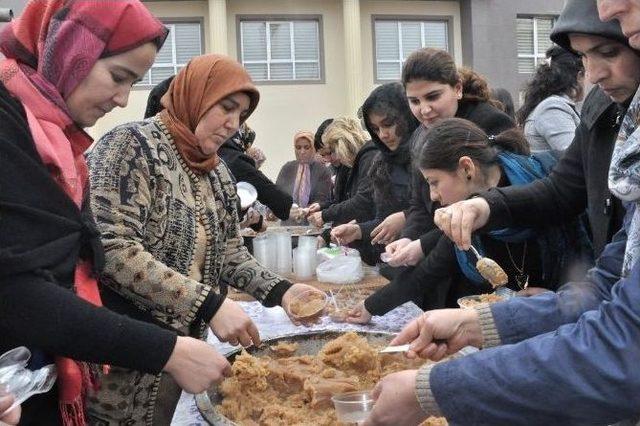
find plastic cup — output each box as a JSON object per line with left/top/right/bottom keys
{"left": 293, "top": 247, "right": 316, "bottom": 280}
{"left": 331, "top": 390, "right": 374, "bottom": 424}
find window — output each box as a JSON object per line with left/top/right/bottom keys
{"left": 239, "top": 17, "right": 322, "bottom": 82}
{"left": 374, "top": 18, "right": 450, "bottom": 81}
{"left": 516, "top": 16, "right": 555, "bottom": 73}
{"left": 136, "top": 21, "right": 203, "bottom": 87}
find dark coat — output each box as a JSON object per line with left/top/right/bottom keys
{"left": 275, "top": 160, "right": 333, "bottom": 207}
{"left": 320, "top": 141, "right": 378, "bottom": 224}
{"left": 402, "top": 100, "right": 516, "bottom": 255}
{"left": 328, "top": 164, "right": 351, "bottom": 206}
{"left": 219, "top": 140, "right": 293, "bottom": 220}
{"left": 0, "top": 83, "right": 176, "bottom": 423}
{"left": 483, "top": 86, "right": 626, "bottom": 257}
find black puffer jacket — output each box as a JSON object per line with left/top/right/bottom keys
{"left": 402, "top": 100, "right": 515, "bottom": 255}
{"left": 320, "top": 141, "right": 378, "bottom": 224}
{"left": 482, "top": 86, "right": 626, "bottom": 257}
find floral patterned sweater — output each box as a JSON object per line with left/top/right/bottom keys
{"left": 86, "top": 116, "right": 292, "bottom": 424}
{"left": 88, "top": 116, "right": 291, "bottom": 336}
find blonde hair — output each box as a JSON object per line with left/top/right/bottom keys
{"left": 322, "top": 117, "right": 367, "bottom": 166}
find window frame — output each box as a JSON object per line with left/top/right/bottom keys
{"left": 133, "top": 17, "right": 205, "bottom": 90}
{"left": 516, "top": 15, "right": 557, "bottom": 74}
{"left": 371, "top": 14, "right": 454, "bottom": 84}
{"left": 236, "top": 14, "right": 325, "bottom": 85}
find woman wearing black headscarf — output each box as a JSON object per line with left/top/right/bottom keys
{"left": 331, "top": 83, "right": 419, "bottom": 264}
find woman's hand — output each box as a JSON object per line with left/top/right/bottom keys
{"left": 331, "top": 221, "right": 362, "bottom": 245}
{"left": 288, "top": 205, "right": 307, "bottom": 222}
{"left": 434, "top": 198, "right": 491, "bottom": 250}
{"left": 387, "top": 239, "right": 424, "bottom": 267}
{"left": 345, "top": 301, "right": 372, "bottom": 324}
{"left": 362, "top": 370, "right": 427, "bottom": 426}
{"left": 0, "top": 393, "right": 20, "bottom": 425}
{"left": 163, "top": 336, "right": 232, "bottom": 394}
{"left": 371, "top": 212, "right": 406, "bottom": 245}
{"left": 391, "top": 308, "right": 484, "bottom": 361}
{"left": 307, "top": 203, "right": 322, "bottom": 214}
{"left": 385, "top": 238, "right": 411, "bottom": 257}
{"left": 281, "top": 284, "right": 327, "bottom": 325}
{"left": 307, "top": 211, "right": 324, "bottom": 227}
{"left": 208, "top": 298, "right": 260, "bottom": 347}
{"left": 239, "top": 208, "right": 261, "bottom": 228}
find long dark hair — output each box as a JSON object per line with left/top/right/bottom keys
{"left": 491, "top": 88, "right": 516, "bottom": 120}
{"left": 361, "top": 82, "right": 419, "bottom": 201}
{"left": 516, "top": 45, "right": 583, "bottom": 125}
{"left": 417, "top": 118, "right": 529, "bottom": 174}
{"left": 402, "top": 48, "right": 499, "bottom": 107}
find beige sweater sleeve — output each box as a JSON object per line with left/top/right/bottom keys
{"left": 88, "top": 127, "right": 211, "bottom": 331}
{"left": 415, "top": 363, "right": 443, "bottom": 417}
{"left": 474, "top": 303, "right": 502, "bottom": 348}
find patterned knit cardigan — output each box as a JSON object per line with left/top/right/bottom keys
{"left": 85, "top": 117, "right": 288, "bottom": 423}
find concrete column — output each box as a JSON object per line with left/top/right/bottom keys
{"left": 342, "top": 0, "right": 363, "bottom": 116}
{"left": 208, "top": 0, "right": 228, "bottom": 54}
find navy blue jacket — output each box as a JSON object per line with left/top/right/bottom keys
{"left": 431, "top": 204, "right": 640, "bottom": 425}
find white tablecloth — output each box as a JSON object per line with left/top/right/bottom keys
{"left": 170, "top": 301, "right": 423, "bottom": 425}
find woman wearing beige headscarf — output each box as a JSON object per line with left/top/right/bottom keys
{"left": 87, "top": 54, "right": 323, "bottom": 424}
{"left": 276, "top": 131, "right": 333, "bottom": 213}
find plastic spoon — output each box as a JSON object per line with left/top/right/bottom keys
{"left": 469, "top": 245, "right": 508, "bottom": 288}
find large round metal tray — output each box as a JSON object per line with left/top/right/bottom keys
{"left": 195, "top": 330, "right": 395, "bottom": 425}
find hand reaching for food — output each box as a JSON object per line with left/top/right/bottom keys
{"left": 330, "top": 220, "right": 361, "bottom": 245}
{"left": 387, "top": 239, "right": 424, "bottom": 267}
{"left": 209, "top": 298, "right": 261, "bottom": 347}
{"left": 390, "top": 308, "right": 484, "bottom": 361}
{"left": 307, "top": 211, "right": 324, "bottom": 227}
{"left": 345, "top": 301, "right": 372, "bottom": 324}
{"left": 371, "top": 212, "right": 405, "bottom": 245}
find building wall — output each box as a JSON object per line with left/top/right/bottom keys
{"left": 89, "top": 0, "right": 461, "bottom": 180}
{"left": 225, "top": 0, "right": 348, "bottom": 180}
{"left": 460, "top": 0, "right": 565, "bottom": 108}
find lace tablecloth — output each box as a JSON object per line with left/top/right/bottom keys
{"left": 170, "top": 301, "right": 423, "bottom": 425}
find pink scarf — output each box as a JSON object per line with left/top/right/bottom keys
{"left": 0, "top": 1, "right": 167, "bottom": 424}
{"left": 293, "top": 163, "right": 311, "bottom": 207}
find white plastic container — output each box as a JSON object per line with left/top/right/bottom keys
{"left": 293, "top": 247, "right": 316, "bottom": 280}
{"left": 274, "top": 231, "right": 293, "bottom": 274}
{"left": 253, "top": 233, "right": 277, "bottom": 271}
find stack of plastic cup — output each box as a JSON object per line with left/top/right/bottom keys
{"left": 253, "top": 233, "right": 277, "bottom": 271}
{"left": 293, "top": 247, "right": 317, "bottom": 280}
{"left": 275, "top": 231, "right": 293, "bottom": 274}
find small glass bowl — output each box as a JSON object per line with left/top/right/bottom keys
{"left": 287, "top": 290, "right": 328, "bottom": 321}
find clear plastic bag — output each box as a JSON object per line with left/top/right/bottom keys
{"left": 316, "top": 254, "right": 364, "bottom": 284}
{"left": 0, "top": 347, "right": 57, "bottom": 416}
